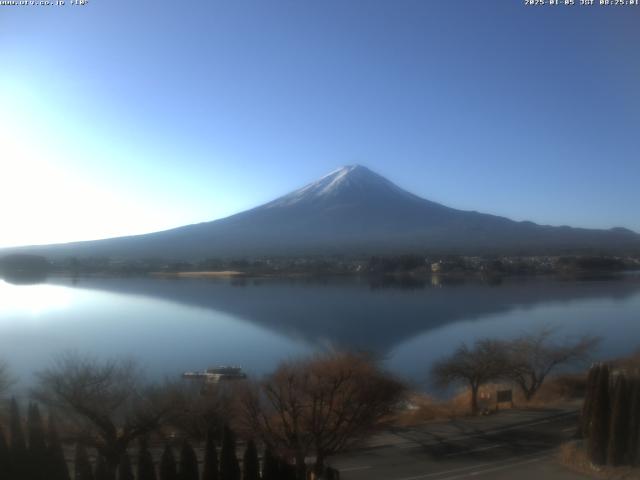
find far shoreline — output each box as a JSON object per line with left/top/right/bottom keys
{"left": 150, "top": 270, "right": 245, "bottom": 278}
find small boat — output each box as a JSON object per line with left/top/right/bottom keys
{"left": 182, "top": 366, "right": 247, "bottom": 384}
{"left": 206, "top": 366, "right": 247, "bottom": 378}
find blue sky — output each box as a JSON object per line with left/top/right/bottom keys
{"left": 1, "top": 1, "right": 639, "bottom": 247}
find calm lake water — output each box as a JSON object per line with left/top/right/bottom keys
{"left": 1, "top": 274, "right": 640, "bottom": 393}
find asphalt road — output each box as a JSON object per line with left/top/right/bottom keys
{"left": 330, "top": 408, "right": 590, "bottom": 480}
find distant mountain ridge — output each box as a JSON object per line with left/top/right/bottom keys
{"left": 5, "top": 165, "right": 640, "bottom": 259}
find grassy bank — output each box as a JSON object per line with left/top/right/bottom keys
{"left": 396, "top": 374, "right": 587, "bottom": 425}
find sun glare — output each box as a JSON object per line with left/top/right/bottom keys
{"left": 0, "top": 280, "right": 72, "bottom": 317}
{"left": 0, "top": 86, "right": 185, "bottom": 248}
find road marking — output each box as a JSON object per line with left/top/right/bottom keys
{"left": 393, "top": 463, "right": 494, "bottom": 480}
{"left": 395, "top": 413, "right": 575, "bottom": 447}
{"left": 397, "top": 442, "right": 420, "bottom": 449}
{"left": 387, "top": 414, "right": 571, "bottom": 451}
{"left": 340, "top": 465, "right": 371, "bottom": 472}
{"left": 440, "top": 455, "right": 549, "bottom": 479}
{"left": 517, "top": 419, "right": 550, "bottom": 427}
{"left": 562, "top": 427, "right": 575, "bottom": 432}
{"left": 407, "top": 411, "right": 577, "bottom": 430}
{"left": 444, "top": 444, "right": 503, "bottom": 457}
{"left": 391, "top": 449, "right": 553, "bottom": 480}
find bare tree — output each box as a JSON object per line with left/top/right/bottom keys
{"left": 32, "top": 353, "right": 178, "bottom": 480}
{"left": 167, "top": 380, "right": 236, "bottom": 441}
{"left": 240, "top": 351, "right": 405, "bottom": 478}
{"left": 505, "top": 328, "right": 599, "bottom": 401}
{"left": 431, "top": 339, "right": 509, "bottom": 415}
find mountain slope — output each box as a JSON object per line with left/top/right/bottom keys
{"left": 6, "top": 165, "right": 640, "bottom": 259}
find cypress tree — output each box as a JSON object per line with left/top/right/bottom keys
{"left": 10, "top": 397, "right": 28, "bottom": 479}
{"left": 202, "top": 428, "right": 219, "bottom": 480}
{"left": 179, "top": 440, "right": 199, "bottom": 480}
{"left": 159, "top": 445, "right": 178, "bottom": 480}
{"left": 220, "top": 426, "right": 240, "bottom": 480}
{"left": 628, "top": 378, "right": 640, "bottom": 465}
{"left": 579, "top": 364, "right": 600, "bottom": 438}
{"left": 75, "top": 443, "right": 95, "bottom": 480}
{"left": 278, "top": 458, "right": 296, "bottom": 480}
{"left": 261, "top": 447, "right": 279, "bottom": 480}
{"left": 94, "top": 455, "right": 110, "bottom": 480}
{"left": 0, "top": 426, "right": 10, "bottom": 480}
{"left": 608, "top": 375, "right": 630, "bottom": 466}
{"left": 588, "top": 364, "right": 611, "bottom": 465}
{"left": 137, "top": 438, "right": 157, "bottom": 480}
{"left": 47, "top": 413, "right": 71, "bottom": 480}
{"left": 117, "top": 452, "right": 135, "bottom": 480}
{"left": 242, "top": 440, "right": 259, "bottom": 480}
{"left": 28, "top": 403, "right": 48, "bottom": 480}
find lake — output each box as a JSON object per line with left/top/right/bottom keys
{"left": 1, "top": 274, "right": 640, "bottom": 394}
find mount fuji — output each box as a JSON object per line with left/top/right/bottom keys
{"left": 6, "top": 165, "right": 640, "bottom": 259}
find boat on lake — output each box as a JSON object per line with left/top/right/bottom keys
{"left": 182, "top": 366, "right": 247, "bottom": 383}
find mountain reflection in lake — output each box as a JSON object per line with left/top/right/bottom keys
{"left": 1, "top": 274, "right": 640, "bottom": 392}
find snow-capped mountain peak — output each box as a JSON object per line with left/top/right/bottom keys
{"left": 264, "top": 164, "right": 412, "bottom": 208}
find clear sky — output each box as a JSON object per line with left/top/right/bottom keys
{"left": 1, "top": 0, "right": 639, "bottom": 248}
